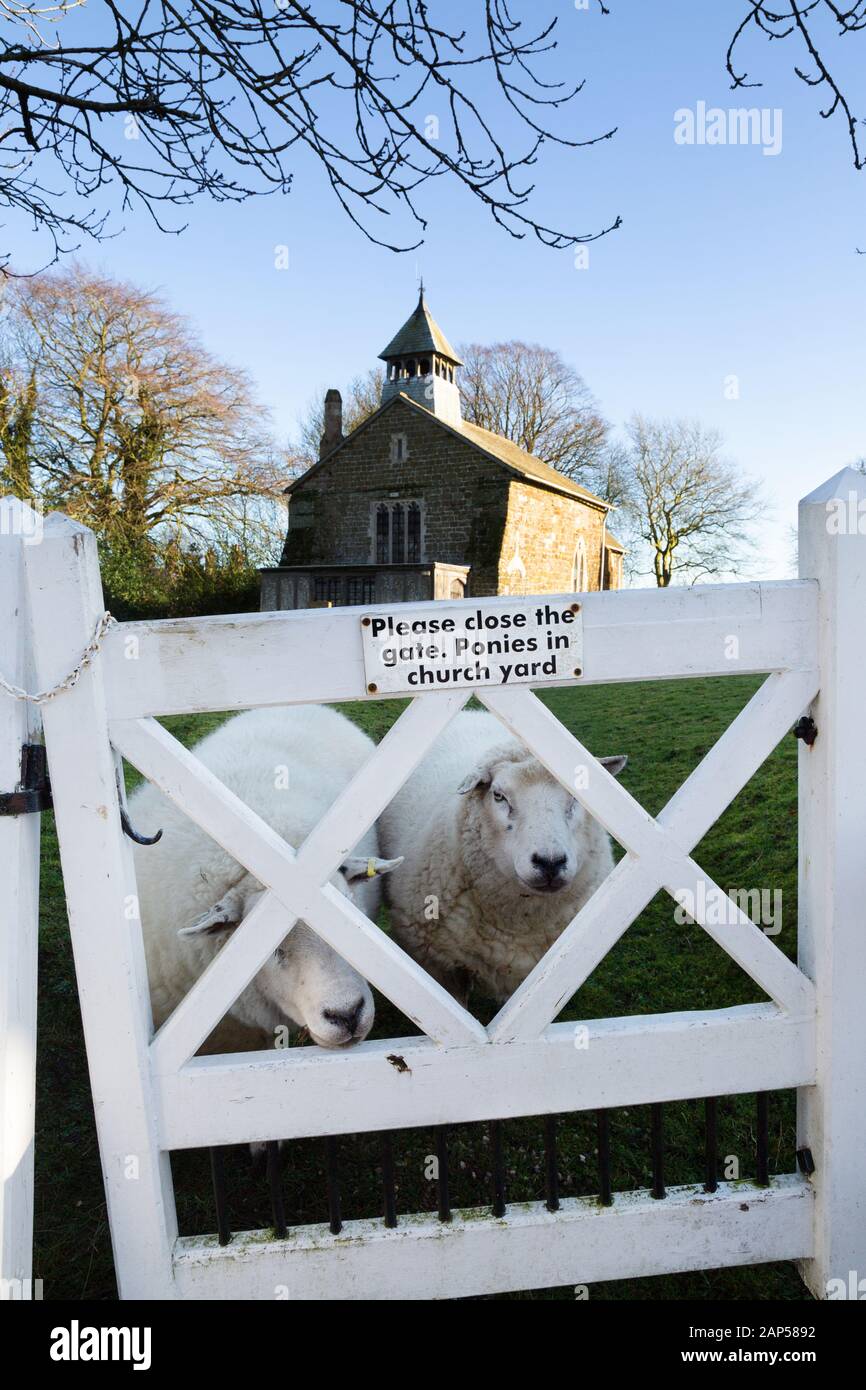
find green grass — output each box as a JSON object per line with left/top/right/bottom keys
{"left": 33, "top": 675, "right": 810, "bottom": 1300}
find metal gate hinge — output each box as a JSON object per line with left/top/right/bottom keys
{"left": 796, "top": 1147, "right": 815, "bottom": 1176}
{"left": 0, "top": 742, "right": 52, "bottom": 816}
{"left": 793, "top": 716, "right": 818, "bottom": 747}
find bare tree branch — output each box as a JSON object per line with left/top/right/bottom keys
{"left": 726, "top": 0, "right": 866, "bottom": 170}
{"left": 0, "top": 1, "right": 621, "bottom": 271}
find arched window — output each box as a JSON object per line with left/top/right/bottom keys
{"left": 407, "top": 502, "right": 421, "bottom": 562}
{"left": 376, "top": 504, "right": 390, "bottom": 565}
{"left": 420, "top": 359, "right": 431, "bottom": 377}
{"left": 371, "top": 499, "right": 423, "bottom": 565}
{"left": 571, "top": 537, "right": 588, "bottom": 592}
{"left": 406, "top": 358, "right": 416, "bottom": 378}
{"left": 391, "top": 503, "right": 405, "bottom": 562}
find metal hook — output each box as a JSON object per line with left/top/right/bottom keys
{"left": 119, "top": 804, "right": 163, "bottom": 846}
{"left": 115, "top": 763, "right": 163, "bottom": 845}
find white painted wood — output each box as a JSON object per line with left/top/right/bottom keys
{"left": 797, "top": 467, "right": 866, "bottom": 1300}
{"left": 657, "top": 667, "right": 820, "bottom": 849}
{"left": 156, "top": 1004, "right": 815, "bottom": 1149}
{"left": 487, "top": 855, "right": 660, "bottom": 1043}
{"left": 171, "top": 1175, "right": 813, "bottom": 1301}
{"left": 0, "top": 499, "right": 41, "bottom": 1296}
{"left": 23, "top": 514, "right": 178, "bottom": 1300}
{"left": 659, "top": 858, "right": 814, "bottom": 1017}
{"left": 100, "top": 580, "right": 818, "bottom": 720}
{"left": 482, "top": 687, "right": 815, "bottom": 1040}
{"left": 12, "top": 499, "right": 842, "bottom": 1300}
{"left": 111, "top": 708, "right": 486, "bottom": 1059}
{"left": 130, "top": 691, "right": 474, "bottom": 1065}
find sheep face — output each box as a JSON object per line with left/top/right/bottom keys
{"left": 458, "top": 751, "right": 627, "bottom": 896}
{"left": 179, "top": 857, "right": 401, "bottom": 1048}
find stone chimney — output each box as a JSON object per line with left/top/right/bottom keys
{"left": 319, "top": 389, "right": 344, "bottom": 459}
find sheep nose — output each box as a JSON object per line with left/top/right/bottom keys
{"left": 531, "top": 852, "right": 568, "bottom": 882}
{"left": 322, "top": 998, "right": 366, "bottom": 1035}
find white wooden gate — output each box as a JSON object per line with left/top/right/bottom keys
{"left": 0, "top": 499, "right": 42, "bottom": 1298}
{"left": 5, "top": 467, "right": 866, "bottom": 1300}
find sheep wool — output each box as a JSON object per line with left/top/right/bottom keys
{"left": 130, "top": 704, "right": 382, "bottom": 1053}
{"left": 379, "top": 710, "right": 618, "bottom": 1003}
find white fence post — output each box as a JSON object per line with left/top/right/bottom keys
{"left": 797, "top": 465, "right": 866, "bottom": 1300}
{"left": 24, "top": 513, "right": 178, "bottom": 1299}
{"left": 0, "top": 497, "right": 42, "bottom": 1299}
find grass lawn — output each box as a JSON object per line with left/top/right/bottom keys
{"left": 33, "top": 674, "right": 811, "bottom": 1301}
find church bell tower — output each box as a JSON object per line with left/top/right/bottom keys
{"left": 379, "top": 289, "right": 463, "bottom": 427}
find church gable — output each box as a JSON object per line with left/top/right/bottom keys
{"left": 261, "top": 293, "right": 623, "bottom": 612}
{"left": 282, "top": 395, "right": 510, "bottom": 593}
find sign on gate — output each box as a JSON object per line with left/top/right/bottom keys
{"left": 360, "top": 598, "right": 584, "bottom": 694}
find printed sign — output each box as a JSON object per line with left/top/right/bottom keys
{"left": 361, "top": 600, "right": 583, "bottom": 695}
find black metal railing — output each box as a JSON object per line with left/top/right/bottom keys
{"left": 203, "top": 1090, "right": 795, "bottom": 1247}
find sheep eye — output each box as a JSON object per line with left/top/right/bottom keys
{"left": 492, "top": 789, "right": 508, "bottom": 807}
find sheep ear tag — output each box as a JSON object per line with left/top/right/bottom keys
{"left": 342, "top": 855, "right": 404, "bottom": 885}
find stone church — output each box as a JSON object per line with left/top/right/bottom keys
{"left": 260, "top": 293, "right": 624, "bottom": 611}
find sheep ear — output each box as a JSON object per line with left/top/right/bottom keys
{"left": 456, "top": 767, "right": 492, "bottom": 795}
{"left": 342, "top": 855, "right": 404, "bottom": 885}
{"left": 178, "top": 902, "right": 241, "bottom": 937}
{"left": 599, "top": 755, "right": 628, "bottom": 777}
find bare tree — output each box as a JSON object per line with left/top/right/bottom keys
{"left": 458, "top": 340, "right": 610, "bottom": 482}
{"left": 621, "top": 415, "right": 764, "bottom": 587}
{"left": 0, "top": 2, "right": 620, "bottom": 271}
{"left": 0, "top": 263, "right": 283, "bottom": 545}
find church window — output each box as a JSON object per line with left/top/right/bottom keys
{"left": 346, "top": 576, "right": 375, "bottom": 606}
{"left": 406, "top": 358, "right": 416, "bottom": 378}
{"left": 390, "top": 432, "right": 408, "bottom": 462}
{"left": 372, "top": 499, "right": 424, "bottom": 565}
{"left": 392, "top": 503, "right": 405, "bottom": 561}
{"left": 407, "top": 502, "right": 421, "bottom": 562}
{"left": 313, "top": 577, "right": 342, "bottom": 605}
{"left": 571, "top": 536, "right": 589, "bottom": 592}
{"left": 376, "top": 504, "right": 390, "bottom": 563}
{"left": 420, "top": 359, "right": 431, "bottom": 377}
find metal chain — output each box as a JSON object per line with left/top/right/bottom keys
{"left": 0, "top": 611, "right": 116, "bottom": 705}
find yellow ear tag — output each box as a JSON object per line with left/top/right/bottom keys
{"left": 366, "top": 858, "right": 378, "bottom": 878}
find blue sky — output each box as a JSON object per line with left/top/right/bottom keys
{"left": 9, "top": 0, "right": 865, "bottom": 580}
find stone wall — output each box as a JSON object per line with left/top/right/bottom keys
{"left": 281, "top": 397, "right": 509, "bottom": 596}
{"left": 273, "top": 395, "right": 620, "bottom": 608}
{"left": 498, "top": 481, "right": 609, "bottom": 595}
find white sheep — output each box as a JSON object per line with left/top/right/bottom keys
{"left": 129, "top": 704, "right": 399, "bottom": 1054}
{"left": 378, "top": 710, "right": 626, "bottom": 1004}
